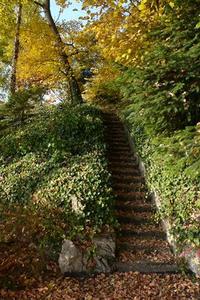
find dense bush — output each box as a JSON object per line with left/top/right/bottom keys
{"left": 115, "top": 2, "right": 200, "bottom": 133}
{"left": 94, "top": 1, "right": 200, "bottom": 249}
{"left": 5, "top": 87, "right": 45, "bottom": 121}
{"left": 123, "top": 112, "right": 200, "bottom": 248}
{"left": 0, "top": 104, "right": 104, "bottom": 158}
{"left": 0, "top": 103, "right": 115, "bottom": 257}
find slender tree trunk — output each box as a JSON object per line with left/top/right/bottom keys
{"left": 35, "top": 0, "right": 83, "bottom": 104}
{"left": 10, "top": 2, "right": 22, "bottom": 95}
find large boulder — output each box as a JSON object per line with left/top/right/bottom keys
{"left": 58, "top": 240, "right": 86, "bottom": 274}
{"left": 92, "top": 236, "right": 115, "bottom": 273}
{"left": 58, "top": 236, "right": 115, "bottom": 274}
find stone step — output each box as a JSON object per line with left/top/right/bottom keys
{"left": 104, "top": 119, "right": 122, "bottom": 123}
{"left": 106, "top": 129, "right": 125, "bottom": 133}
{"left": 114, "top": 261, "right": 179, "bottom": 274}
{"left": 105, "top": 128, "right": 125, "bottom": 132}
{"left": 107, "top": 159, "right": 139, "bottom": 164}
{"left": 107, "top": 130, "right": 125, "bottom": 134}
{"left": 105, "top": 131, "right": 125, "bottom": 135}
{"left": 105, "top": 135, "right": 126, "bottom": 139}
{"left": 106, "top": 148, "right": 134, "bottom": 153}
{"left": 103, "top": 118, "right": 121, "bottom": 122}
{"left": 111, "top": 170, "right": 141, "bottom": 177}
{"left": 117, "top": 216, "right": 152, "bottom": 225}
{"left": 107, "top": 145, "right": 130, "bottom": 150}
{"left": 105, "top": 134, "right": 127, "bottom": 139}
{"left": 106, "top": 140, "right": 128, "bottom": 145}
{"left": 113, "top": 182, "right": 142, "bottom": 187}
{"left": 104, "top": 127, "right": 124, "bottom": 130}
{"left": 108, "top": 151, "right": 134, "bottom": 157}
{"left": 109, "top": 162, "right": 139, "bottom": 169}
{"left": 107, "top": 142, "right": 130, "bottom": 148}
{"left": 115, "top": 193, "right": 145, "bottom": 201}
{"left": 111, "top": 174, "right": 142, "bottom": 181}
{"left": 107, "top": 157, "right": 137, "bottom": 163}
{"left": 109, "top": 147, "right": 132, "bottom": 152}
{"left": 105, "top": 126, "right": 122, "bottom": 129}
{"left": 108, "top": 131, "right": 126, "bottom": 135}
{"left": 115, "top": 204, "right": 154, "bottom": 213}
{"left": 117, "top": 243, "right": 168, "bottom": 253}
{"left": 108, "top": 131, "right": 126, "bottom": 136}
{"left": 115, "top": 191, "right": 145, "bottom": 196}
{"left": 104, "top": 118, "right": 121, "bottom": 121}
{"left": 112, "top": 176, "right": 144, "bottom": 184}
{"left": 107, "top": 137, "right": 129, "bottom": 142}
{"left": 118, "top": 230, "right": 166, "bottom": 240}
{"left": 103, "top": 117, "right": 119, "bottom": 121}
{"left": 116, "top": 210, "right": 153, "bottom": 220}
{"left": 114, "top": 185, "right": 145, "bottom": 193}
{"left": 105, "top": 124, "right": 124, "bottom": 129}
{"left": 108, "top": 150, "right": 132, "bottom": 156}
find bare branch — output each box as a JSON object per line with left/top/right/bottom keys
{"left": 55, "top": 8, "right": 62, "bottom": 24}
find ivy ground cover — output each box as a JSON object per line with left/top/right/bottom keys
{"left": 0, "top": 104, "right": 115, "bottom": 289}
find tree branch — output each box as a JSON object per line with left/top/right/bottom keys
{"left": 34, "top": 1, "right": 45, "bottom": 8}
{"left": 69, "top": 49, "right": 88, "bottom": 57}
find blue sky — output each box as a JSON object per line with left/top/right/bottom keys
{"left": 51, "top": 0, "right": 86, "bottom": 21}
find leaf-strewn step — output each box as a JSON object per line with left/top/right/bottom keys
{"left": 105, "top": 140, "right": 128, "bottom": 145}
{"left": 107, "top": 131, "right": 126, "bottom": 136}
{"left": 112, "top": 176, "right": 144, "bottom": 184}
{"left": 115, "top": 194, "right": 145, "bottom": 202}
{"left": 118, "top": 230, "right": 166, "bottom": 240}
{"left": 114, "top": 188, "right": 146, "bottom": 194}
{"left": 114, "top": 262, "right": 178, "bottom": 274}
{"left": 115, "top": 204, "right": 154, "bottom": 213}
{"left": 117, "top": 243, "right": 169, "bottom": 253}
{"left": 105, "top": 135, "right": 127, "bottom": 140}
{"left": 108, "top": 157, "right": 137, "bottom": 163}
{"left": 115, "top": 191, "right": 145, "bottom": 197}
{"left": 109, "top": 162, "right": 139, "bottom": 169}
{"left": 109, "top": 149, "right": 132, "bottom": 154}
{"left": 117, "top": 216, "right": 152, "bottom": 225}
{"left": 105, "top": 125, "right": 125, "bottom": 130}
{"left": 107, "top": 141, "right": 130, "bottom": 146}
{"left": 108, "top": 152, "right": 135, "bottom": 158}
{"left": 111, "top": 171, "right": 141, "bottom": 178}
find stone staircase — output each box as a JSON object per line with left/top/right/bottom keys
{"left": 103, "top": 112, "right": 178, "bottom": 274}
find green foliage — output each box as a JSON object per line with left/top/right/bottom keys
{"left": 35, "top": 151, "right": 114, "bottom": 230}
{"left": 5, "top": 87, "right": 45, "bottom": 121}
{"left": 93, "top": 80, "right": 121, "bottom": 104}
{"left": 0, "top": 153, "right": 50, "bottom": 205}
{"left": 0, "top": 103, "right": 115, "bottom": 257}
{"left": 108, "top": 2, "right": 199, "bottom": 134}
{"left": 110, "top": 2, "right": 200, "bottom": 249}
{"left": 0, "top": 104, "right": 104, "bottom": 158}
{"left": 122, "top": 110, "right": 200, "bottom": 248}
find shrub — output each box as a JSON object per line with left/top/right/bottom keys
{"left": 122, "top": 109, "right": 200, "bottom": 248}
{"left": 114, "top": 2, "right": 200, "bottom": 249}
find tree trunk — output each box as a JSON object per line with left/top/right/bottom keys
{"left": 69, "top": 75, "right": 83, "bottom": 104}
{"left": 36, "top": 0, "right": 83, "bottom": 104}
{"left": 10, "top": 2, "right": 22, "bottom": 95}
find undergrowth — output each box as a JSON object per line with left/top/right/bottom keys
{"left": 0, "top": 103, "right": 115, "bottom": 289}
